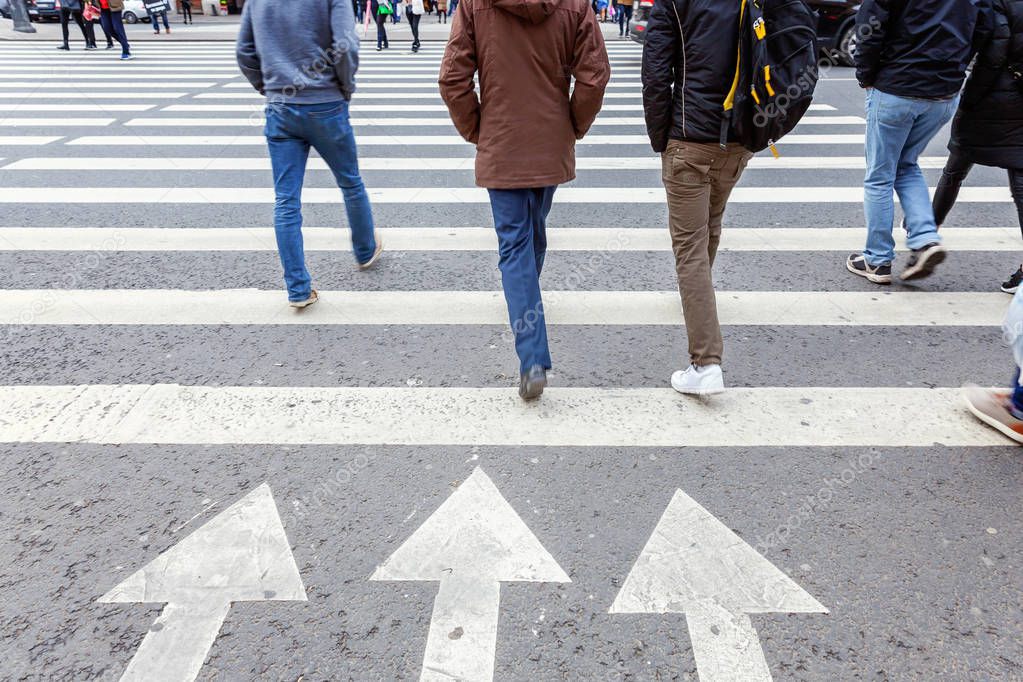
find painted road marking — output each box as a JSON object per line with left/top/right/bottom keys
{"left": 0, "top": 104, "right": 156, "bottom": 112}
{"left": 156, "top": 103, "right": 836, "bottom": 113}
{"left": 99, "top": 483, "right": 306, "bottom": 682}
{"left": 0, "top": 82, "right": 217, "bottom": 88}
{"left": 62, "top": 134, "right": 873, "bottom": 146}
{"left": 0, "top": 226, "right": 1016, "bottom": 253}
{"left": 0, "top": 92, "right": 188, "bottom": 99}
{"left": 0, "top": 385, "right": 1007, "bottom": 447}
{"left": 0, "top": 136, "right": 62, "bottom": 145}
{"left": 0, "top": 186, "right": 1008, "bottom": 203}
{"left": 0, "top": 155, "right": 952, "bottom": 171}
{"left": 0, "top": 289, "right": 1008, "bottom": 326}
{"left": 371, "top": 468, "right": 569, "bottom": 682}
{"left": 0, "top": 118, "right": 115, "bottom": 127}
{"left": 611, "top": 489, "right": 827, "bottom": 682}
{"left": 119, "top": 115, "right": 863, "bottom": 128}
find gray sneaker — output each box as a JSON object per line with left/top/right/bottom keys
{"left": 519, "top": 365, "right": 547, "bottom": 401}
{"left": 901, "top": 242, "right": 947, "bottom": 281}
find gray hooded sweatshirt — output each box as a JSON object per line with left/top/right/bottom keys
{"left": 236, "top": 0, "right": 360, "bottom": 103}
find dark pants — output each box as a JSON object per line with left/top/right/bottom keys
{"left": 149, "top": 9, "right": 169, "bottom": 31}
{"left": 100, "top": 9, "right": 130, "bottom": 55}
{"left": 488, "top": 187, "right": 557, "bottom": 373}
{"left": 60, "top": 8, "right": 95, "bottom": 47}
{"left": 408, "top": 11, "right": 420, "bottom": 49}
{"left": 375, "top": 13, "right": 388, "bottom": 48}
{"left": 617, "top": 4, "right": 632, "bottom": 34}
{"left": 181, "top": 2, "right": 192, "bottom": 21}
{"left": 437, "top": 8, "right": 446, "bottom": 21}
{"left": 933, "top": 150, "right": 1023, "bottom": 235}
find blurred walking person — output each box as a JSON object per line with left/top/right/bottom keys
{"left": 148, "top": 0, "right": 171, "bottom": 33}
{"left": 96, "top": 0, "right": 132, "bottom": 58}
{"left": 371, "top": 0, "right": 390, "bottom": 49}
{"left": 407, "top": 0, "right": 423, "bottom": 51}
{"left": 932, "top": 0, "right": 1023, "bottom": 293}
{"left": 616, "top": 0, "right": 631, "bottom": 36}
{"left": 181, "top": 0, "right": 192, "bottom": 23}
{"left": 435, "top": 0, "right": 446, "bottom": 22}
{"left": 440, "top": 0, "right": 609, "bottom": 400}
{"left": 57, "top": 0, "right": 97, "bottom": 50}
{"left": 847, "top": 0, "right": 986, "bottom": 285}
{"left": 237, "top": 0, "right": 382, "bottom": 308}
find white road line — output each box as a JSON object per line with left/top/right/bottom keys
{"left": 0, "top": 118, "right": 114, "bottom": 127}
{"left": 0, "top": 226, "right": 1015, "bottom": 252}
{"left": 119, "top": 115, "right": 861, "bottom": 127}
{"left": 2, "top": 155, "right": 947, "bottom": 171}
{"left": 0, "top": 92, "right": 188, "bottom": 99}
{"left": 0, "top": 104, "right": 156, "bottom": 112}
{"left": 66, "top": 134, "right": 868, "bottom": 146}
{"left": 192, "top": 91, "right": 651, "bottom": 99}
{"left": 0, "top": 67, "right": 241, "bottom": 73}
{"left": 0, "top": 384, "right": 1005, "bottom": 447}
{"left": 0, "top": 186, "right": 1007, "bottom": 203}
{"left": 0, "top": 136, "right": 62, "bottom": 145}
{"left": 0, "top": 82, "right": 217, "bottom": 88}
{"left": 156, "top": 103, "right": 838, "bottom": 113}
{"left": 0, "top": 289, "right": 1006, "bottom": 326}
{"left": 0, "top": 73, "right": 237, "bottom": 80}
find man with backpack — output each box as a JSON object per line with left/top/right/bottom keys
{"left": 848, "top": 0, "right": 988, "bottom": 284}
{"left": 643, "top": 0, "right": 818, "bottom": 395}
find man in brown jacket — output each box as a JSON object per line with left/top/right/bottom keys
{"left": 439, "top": 0, "right": 610, "bottom": 401}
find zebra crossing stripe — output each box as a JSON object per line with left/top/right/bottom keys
{"left": 0, "top": 136, "right": 63, "bottom": 145}
{"left": 118, "top": 116, "right": 864, "bottom": 127}
{"left": 0, "top": 289, "right": 1006, "bottom": 326}
{"left": 0, "top": 384, "right": 1004, "bottom": 447}
{"left": 0, "top": 186, "right": 1008, "bottom": 203}
{"left": 0, "top": 227, "right": 1015, "bottom": 252}
{"left": 65, "top": 134, "right": 868, "bottom": 146}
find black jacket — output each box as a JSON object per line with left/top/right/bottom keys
{"left": 950, "top": 0, "right": 1023, "bottom": 168}
{"left": 855, "top": 0, "right": 989, "bottom": 98}
{"left": 641, "top": 0, "right": 742, "bottom": 152}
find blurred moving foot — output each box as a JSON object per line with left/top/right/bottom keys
{"left": 963, "top": 384, "right": 1023, "bottom": 445}
{"left": 358, "top": 240, "right": 384, "bottom": 271}
{"left": 519, "top": 365, "right": 547, "bottom": 401}
{"left": 1001, "top": 266, "right": 1023, "bottom": 294}
{"left": 289, "top": 289, "right": 319, "bottom": 309}
{"left": 901, "top": 242, "right": 947, "bottom": 281}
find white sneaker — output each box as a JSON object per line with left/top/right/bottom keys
{"left": 670, "top": 364, "right": 724, "bottom": 395}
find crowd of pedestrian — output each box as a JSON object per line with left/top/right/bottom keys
{"left": 236, "top": 0, "right": 1023, "bottom": 444}
{"left": 48, "top": 0, "right": 200, "bottom": 57}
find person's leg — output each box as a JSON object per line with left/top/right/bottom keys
{"left": 305, "top": 100, "right": 378, "bottom": 265}
{"left": 624, "top": 5, "right": 632, "bottom": 32}
{"left": 83, "top": 13, "right": 97, "bottom": 47}
{"left": 265, "top": 106, "right": 314, "bottom": 302}
{"left": 932, "top": 150, "right": 974, "bottom": 228}
{"left": 896, "top": 95, "right": 958, "bottom": 251}
{"left": 1010, "top": 168, "right": 1023, "bottom": 239}
{"left": 59, "top": 8, "right": 71, "bottom": 47}
{"left": 862, "top": 89, "right": 915, "bottom": 267}
{"left": 662, "top": 141, "right": 719, "bottom": 367}
{"left": 111, "top": 10, "right": 130, "bottom": 55}
{"left": 412, "top": 13, "right": 421, "bottom": 50}
{"left": 530, "top": 186, "right": 556, "bottom": 277}
{"left": 99, "top": 9, "right": 114, "bottom": 46}
{"left": 162, "top": 11, "right": 170, "bottom": 29}
{"left": 707, "top": 145, "right": 753, "bottom": 268}
{"left": 489, "top": 188, "right": 552, "bottom": 373}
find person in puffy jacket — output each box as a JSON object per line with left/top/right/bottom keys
{"left": 933, "top": 0, "right": 1023, "bottom": 293}
{"left": 440, "top": 0, "right": 609, "bottom": 400}
{"left": 848, "top": 0, "right": 988, "bottom": 285}
{"left": 642, "top": 0, "right": 752, "bottom": 396}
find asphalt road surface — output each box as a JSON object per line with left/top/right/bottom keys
{"left": 0, "top": 38, "right": 1021, "bottom": 682}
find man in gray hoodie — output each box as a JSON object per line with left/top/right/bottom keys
{"left": 237, "top": 0, "right": 382, "bottom": 309}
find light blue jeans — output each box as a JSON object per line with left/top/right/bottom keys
{"left": 863, "top": 89, "right": 959, "bottom": 266}
{"left": 264, "top": 100, "right": 376, "bottom": 302}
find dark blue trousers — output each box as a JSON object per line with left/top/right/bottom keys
{"left": 488, "top": 187, "right": 556, "bottom": 373}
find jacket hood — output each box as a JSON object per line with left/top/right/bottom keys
{"left": 493, "top": 0, "right": 556, "bottom": 24}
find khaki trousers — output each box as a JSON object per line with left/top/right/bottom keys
{"left": 661, "top": 140, "right": 752, "bottom": 366}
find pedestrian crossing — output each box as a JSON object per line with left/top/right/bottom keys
{"left": 1, "top": 38, "right": 1019, "bottom": 682}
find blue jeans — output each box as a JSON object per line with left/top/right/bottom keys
{"left": 489, "top": 187, "right": 556, "bottom": 373}
{"left": 100, "top": 9, "right": 129, "bottom": 55}
{"left": 264, "top": 100, "right": 377, "bottom": 302}
{"left": 863, "top": 89, "right": 959, "bottom": 266}
{"left": 149, "top": 10, "right": 169, "bottom": 31}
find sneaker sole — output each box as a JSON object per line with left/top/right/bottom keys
{"left": 671, "top": 383, "right": 725, "bottom": 396}
{"left": 1002, "top": 284, "right": 1019, "bottom": 295}
{"left": 358, "top": 241, "right": 384, "bottom": 271}
{"left": 519, "top": 378, "right": 547, "bottom": 401}
{"left": 964, "top": 391, "right": 1023, "bottom": 445}
{"left": 289, "top": 293, "right": 319, "bottom": 309}
{"left": 846, "top": 259, "right": 892, "bottom": 284}
{"left": 901, "top": 247, "right": 947, "bottom": 281}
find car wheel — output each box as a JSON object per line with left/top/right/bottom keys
{"left": 836, "top": 24, "right": 857, "bottom": 67}
{"left": 123, "top": 10, "right": 137, "bottom": 22}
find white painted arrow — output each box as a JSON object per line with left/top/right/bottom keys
{"left": 370, "top": 467, "right": 569, "bottom": 681}
{"left": 610, "top": 490, "right": 827, "bottom": 682}
{"left": 98, "top": 483, "right": 307, "bottom": 682}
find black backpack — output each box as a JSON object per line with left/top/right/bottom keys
{"left": 720, "top": 0, "right": 820, "bottom": 156}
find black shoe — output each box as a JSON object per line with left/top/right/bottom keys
{"left": 1002, "top": 266, "right": 1023, "bottom": 294}
{"left": 846, "top": 253, "right": 892, "bottom": 284}
{"left": 518, "top": 365, "right": 547, "bottom": 401}
{"left": 901, "top": 242, "right": 947, "bottom": 281}
{"left": 106, "top": 43, "right": 114, "bottom": 49}
{"left": 56, "top": 44, "right": 70, "bottom": 50}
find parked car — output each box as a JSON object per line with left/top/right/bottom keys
{"left": 629, "top": 0, "right": 860, "bottom": 67}
{"left": 122, "top": 0, "right": 151, "bottom": 23}
{"left": 26, "top": 0, "right": 62, "bottom": 21}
